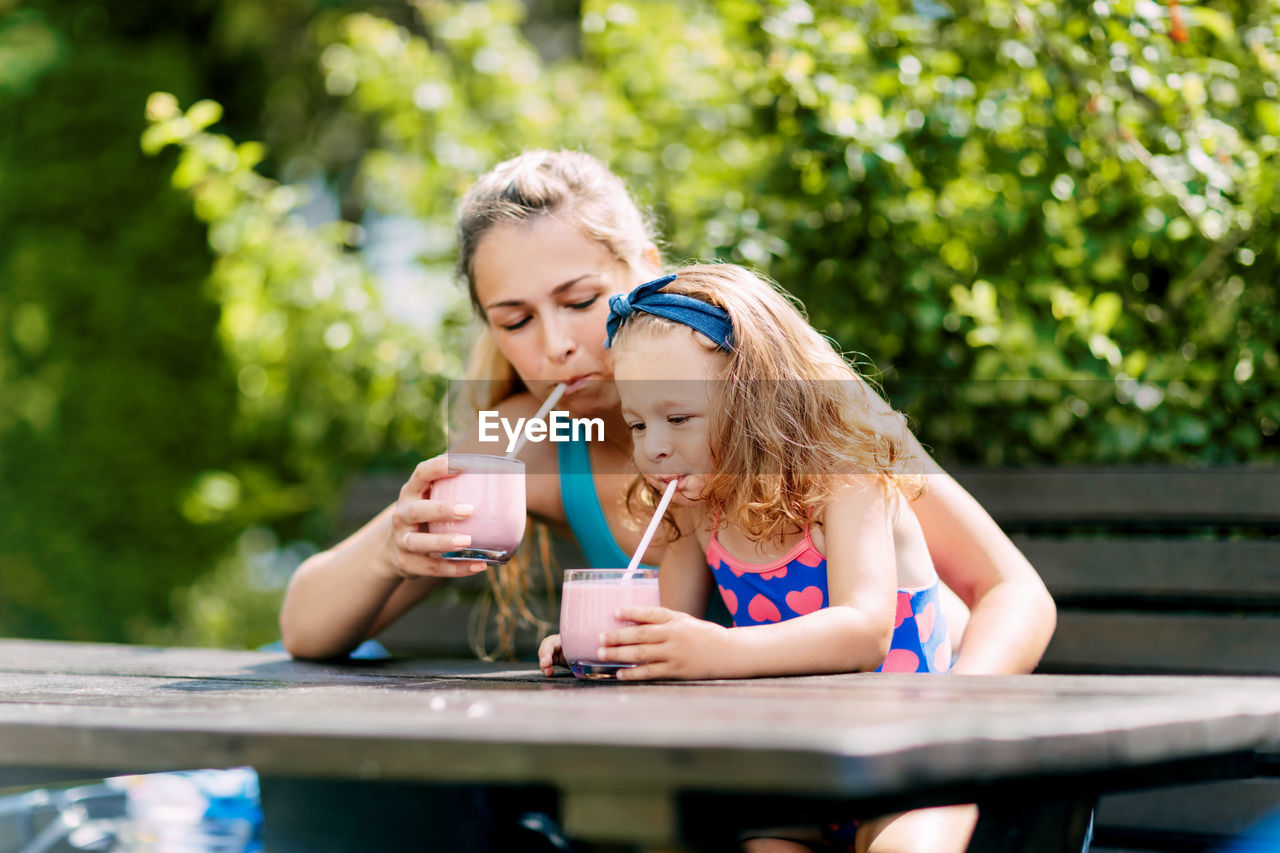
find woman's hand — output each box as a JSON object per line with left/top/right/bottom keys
{"left": 599, "top": 606, "right": 735, "bottom": 681}
{"left": 382, "top": 455, "right": 488, "bottom": 580}
{"left": 538, "top": 634, "right": 566, "bottom": 676}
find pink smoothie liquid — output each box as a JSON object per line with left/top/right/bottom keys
{"left": 427, "top": 454, "right": 526, "bottom": 564}
{"left": 560, "top": 569, "right": 660, "bottom": 680}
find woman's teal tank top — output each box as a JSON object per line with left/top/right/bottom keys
{"left": 556, "top": 435, "right": 648, "bottom": 568}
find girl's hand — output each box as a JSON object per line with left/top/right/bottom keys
{"left": 383, "top": 455, "right": 488, "bottom": 580}
{"left": 538, "top": 634, "right": 566, "bottom": 677}
{"left": 599, "top": 607, "right": 734, "bottom": 681}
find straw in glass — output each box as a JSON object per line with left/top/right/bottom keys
{"left": 506, "top": 382, "right": 567, "bottom": 458}
{"left": 624, "top": 478, "right": 679, "bottom": 578}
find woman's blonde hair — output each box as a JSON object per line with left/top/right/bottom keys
{"left": 613, "top": 263, "right": 924, "bottom": 544}
{"left": 451, "top": 150, "right": 660, "bottom": 658}
{"left": 455, "top": 149, "right": 659, "bottom": 414}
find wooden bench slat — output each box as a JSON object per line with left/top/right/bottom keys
{"left": 347, "top": 469, "right": 1280, "bottom": 527}
{"left": 1041, "top": 611, "right": 1280, "bottom": 675}
{"left": 1021, "top": 539, "right": 1280, "bottom": 605}
{"left": 335, "top": 473, "right": 405, "bottom": 537}
{"left": 374, "top": 600, "right": 548, "bottom": 658}
{"left": 953, "top": 467, "right": 1280, "bottom": 525}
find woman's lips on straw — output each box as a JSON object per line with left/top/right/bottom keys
{"left": 563, "top": 374, "right": 594, "bottom": 394}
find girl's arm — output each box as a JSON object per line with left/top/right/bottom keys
{"left": 658, "top": 508, "right": 714, "bottom": 617}
{"left": 602, "top": 478, "right": 897, "bottom": 680}
{"left": 281, "top": 393, "right": 562, "bottom": 661}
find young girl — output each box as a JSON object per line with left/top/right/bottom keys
{"left": 539, "top": 264, "right": 975, "bottom": 851}
{"left": 541, "top": 263, "right": 950, "bottom": 676}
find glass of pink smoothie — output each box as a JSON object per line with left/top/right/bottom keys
{"left": 427, "top": 454, "right": 526, "bottom": 564}
{"left": 560, "top": 568, "right": 660, "bottom": 680}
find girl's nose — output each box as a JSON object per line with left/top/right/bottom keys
{"left": 642, "top": 433, "right": 671, "bottom": 464}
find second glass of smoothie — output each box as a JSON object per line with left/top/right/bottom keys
{"left": 427, "top": 454, "right": 526, "bottom": 564}
{"left": 560, "top": 568, "right": 661, "bottom": 679}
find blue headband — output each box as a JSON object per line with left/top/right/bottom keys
{"left": 604, "top": 274, "right": 734, "bottom": 351}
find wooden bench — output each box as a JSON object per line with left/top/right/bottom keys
{"left": 955, "top": 465, "right": 1280, "bottom": 852}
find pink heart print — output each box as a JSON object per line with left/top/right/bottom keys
{"left": 894, "top": 591, "right": 913, "bottom": 628}
{"left": 719, "top": 586, "right": 738, "bottom": 615}
{"left": 881, "top": 648, "right": 920, "bottom": 673}
{"left": 759, "top": 566, "right": 788, "bottom": 581}
{"left": 785, "top": 585, "right": 824, "bottom": 616}
{"left": 747, "top": 594, "right": 782, "bottom": 623}
{"left": 916, "top": 602, "right": 936, "bottom": 644}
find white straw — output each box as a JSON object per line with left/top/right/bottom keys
{"left": 624, "top": 478, "right": 679, "bottom": 578}
{"left": 506, "top": 382, "right": 567, "bottom": 458}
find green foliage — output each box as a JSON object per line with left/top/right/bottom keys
{"left": 0, "top": 30, "right": 236, "bottom": 641}
{"left": 284, "top": 0, "right": 1278, "bottom": 464}
{"left": 141, "top": 92, "right": 465, "bottom": 532}
{"left": 133, "top": 89, "right": 471, "bottom": 646}
{"left": 6, "top": 0, "right": 1279, "bottom": 647}
{"left": 143, "top": 527, "right": 312, "bottom": 650}
{"left": 0, "top": 0, "right": 461, "bottom": 645}
{"left": 0, "top": 6, "right": 63, "bottom": 95}
{"left": 721, "top": 0, "right": 1280, "bottom": 463}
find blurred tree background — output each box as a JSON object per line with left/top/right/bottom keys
{"left": 2, "top": 0, "right": 1277, "bottom": 648}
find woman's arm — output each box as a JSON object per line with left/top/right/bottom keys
{"left": 863, "top": 377, "right": 1056, "bottom": 675}
{"left": 909, "top": 443, "right": 1056, "bottom": 675}
{"left": 279, "top": 456, "right": 482, "bottom": 660}
{"left": 602, "top": 478, "right": 897, "bottom": 679}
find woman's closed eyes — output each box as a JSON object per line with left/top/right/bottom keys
{"left": 497, "top": 294, "right": 601, "bottom": 332}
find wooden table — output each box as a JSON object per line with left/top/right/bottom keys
{"left": 4, "top": 640, "right": 1280, "bottom": 852}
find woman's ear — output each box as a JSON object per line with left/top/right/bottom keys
{"left": 641, "top": 242, "right": 663, "bottom": 275}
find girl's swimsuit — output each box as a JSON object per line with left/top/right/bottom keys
{"left": 706, "top": 527, "right": 952, "bottom": 674}
{"left": 558, "top": 432, "right": 951, "bottom": 672}
{"left": 708, "top": 526, "right": 952, "bottom": 850}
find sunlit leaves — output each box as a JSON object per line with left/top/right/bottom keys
{"left": 0, "top": 8, "right": 62, "bottom": 95}
{"left": 161, "top": 0, "right": 1280, "bottom": 501}
{"left": 142, "top": 93, "right": 461, "bottom": 533}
